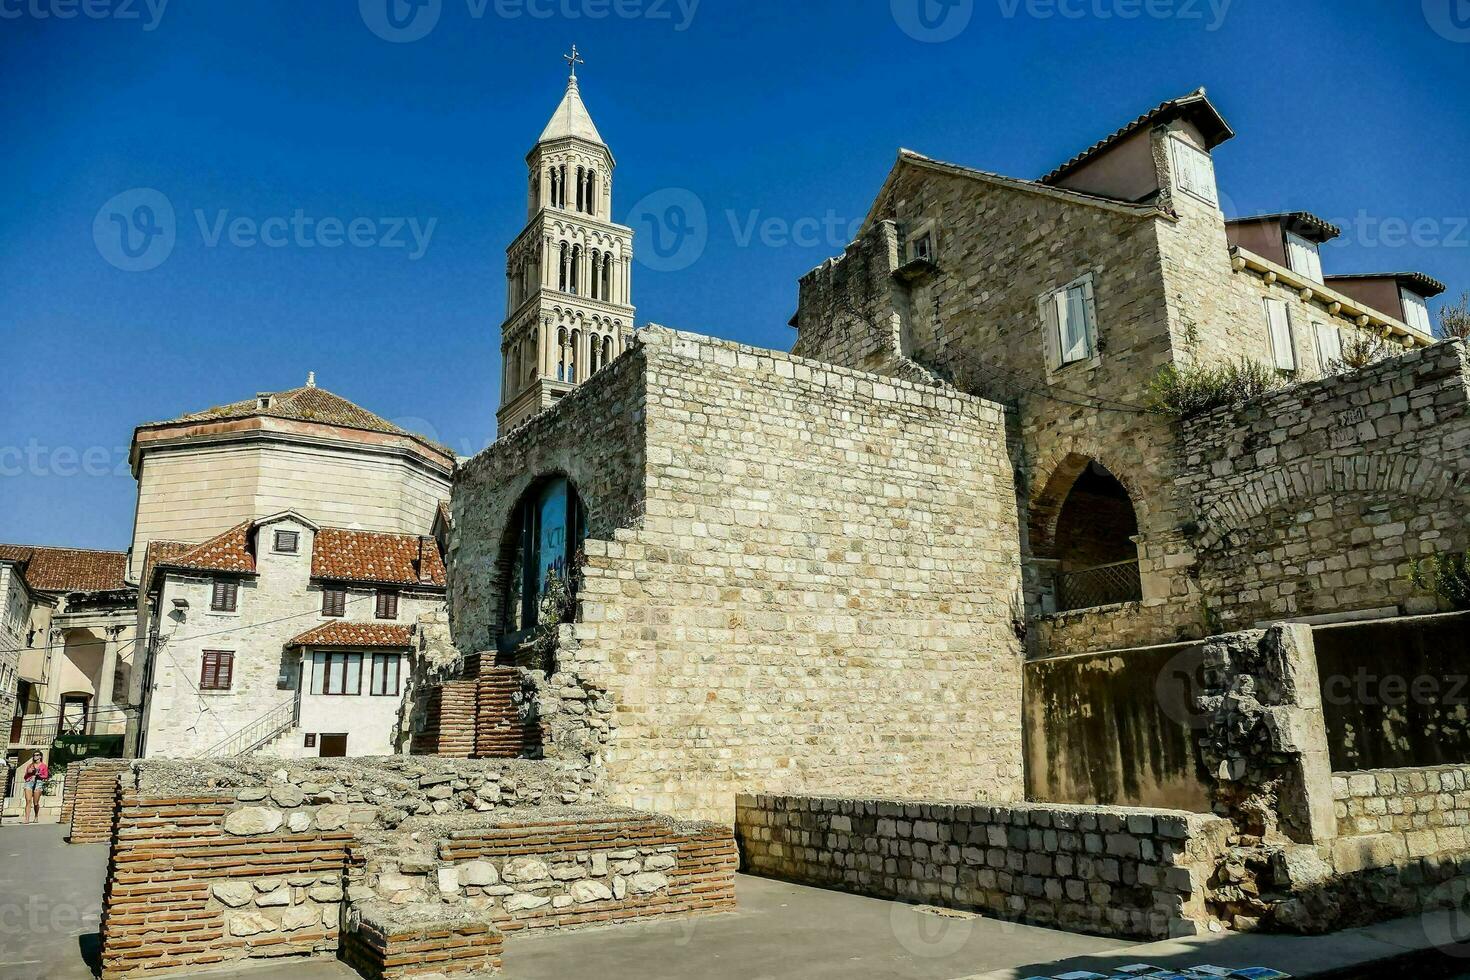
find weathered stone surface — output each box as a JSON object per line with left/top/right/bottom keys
{"left": 316, "top": 805, "right": 351, "bottom": 831}
{"left": 437, "top": 868, "right": 460, "bottom": 894}
{"left": 460, "top": 861, "right": 499, "bottom": 886}
{"left": 504, "top": 893, "right": 551, "bottom": 913}
{"left": 285, "top": 811, "right": 312, "bottom": 834}
{"left": 270, "top": 785, "right": 306, "bottom": 808}
{"left": 223, "top": 807, "right": 283, "bottom": 836}
{"left": 643, "top": 855, "right": 676, "bottom": 872}
{"left": 255, "top": 886, "right": 291, "bottom": 907}
{"left": 228, "top": 911, "right": 276, "bottom": 937}
{"left": 211, "top": 882, "right": 255, "bottom": 908}
{"left": 280, "top": 906, "right": 320, "bottom": 931}
{"left": 569, "top": 880, "right": 613, "bottom": 904}
{"left": 627, "top": 872, "right": 668, "bottom": 895}
{"left": 502, "top": 857, "right": 550, "bottom": 884}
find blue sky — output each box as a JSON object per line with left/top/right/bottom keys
{"left": 2, "top": 0, "right": 1467, "bottom": 552}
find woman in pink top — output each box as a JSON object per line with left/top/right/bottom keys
{"left": 21, "top": 751, "right": 48, "bottom": 824}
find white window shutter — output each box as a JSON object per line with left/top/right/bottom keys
{"left": 1080, "top": 276, "right": 1098, "bottom": 357}
{"left": 1040, "top": 292, "right": 1062, "bottom": 373}
{"left": 1265, "top": 299, "right": 1296, "bottom": 372}
{"left": 1315, "top": 323, "right": 1342, "bottom": 371}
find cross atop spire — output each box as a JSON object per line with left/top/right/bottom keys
{"left": 563, "top": 44, "right": 584, "bottom": 79}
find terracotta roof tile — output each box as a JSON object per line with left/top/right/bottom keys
{"left": 0, "top": 544, "right": 129, "bottom": 594}
{"left": 146, "top": 384, "right": 453, "bottom": 456}
{"left": 158, "top": 522, "right": 257, "bottom": 577}
{"left": 288, "top": 621, "right": 415, "bottom": 649}
{"left": 312, "top": 528, "right": 446, "bottom": 588}
{"left": 140, "top": 540, "right": 193, "bottom": 592}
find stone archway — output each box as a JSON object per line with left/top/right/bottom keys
{"left": 1029, "top": 453, "right": 1144, "bottom": 612}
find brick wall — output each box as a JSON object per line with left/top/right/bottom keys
{"left": 99, "top": 789, "right": 352, "bottom": 978}
{"left": 341, "top": 904, "right": 503, "bottom": 980}
{"left": 454, "top": 326, "right": 1028, "bottom": 822}
{"left": 735, "top": 793, "right": 1230, "bottom": 940}
{"left": 409, "top": 657, "right": 542, "bottom": 761}
{"left": 475, "top": 665, "right": 540, "bottom": 760}
{"left": 65, "top": 758, "right": 129, "bottom": 844}
{"left": 1179, "top": 341, "right": 1470, "bottom": 631}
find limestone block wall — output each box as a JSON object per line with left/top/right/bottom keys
{"left": 1334, "top": 765, "right": 1470, "bottom": 850}
{"left": 1178, "top": 340, "right": 1470, "bottom": 631}
{"left": 456, "top": 326, "right": 1029, "bottom": 822}
{"left": 734, "top": 793, "right": 1232, "bottom": 940}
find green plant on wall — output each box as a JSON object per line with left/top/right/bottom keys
{"left": 1145, "top": 359, "right": 1286, "bottom": 420}
{"left": 1409, "top": 552, "right": 1470, "bottom": 611}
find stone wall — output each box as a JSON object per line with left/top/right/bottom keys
{"left": 340, "top": 903, "right": 503, "bottom": 980}
{"left": 734, "top": 793, "right": 1232, "bottom": 940}
{"left": 1179, "top": 340, "right": 1470, "bottom": 632}
{"left": 1334, "top": 765, "right": 1470, "bottom": 850}
{"left": 453, "top": 326, "right": 1029, "bottom": 822}
{"left": 65, "top": 757, "right": 129, "bottom": 844}
{"left": 408, "top": 656, "right": 547, "bottom": 762}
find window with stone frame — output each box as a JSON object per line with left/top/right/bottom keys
{"left": 273, "top": 529, "right": 299, "bottom": 554}
{"left": 375, "top": 589, "right": 399, "bottom": 621}
{"left": 199, "top": 650, "right": 234, "bottom": 691}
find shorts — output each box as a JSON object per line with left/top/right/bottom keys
{"left": 24, "top": 779, "right": 44, "bottom": 791}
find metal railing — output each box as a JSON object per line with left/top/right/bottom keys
{"left": 1055, "top": 559, "right": 1143, "bottom": 613}
{"left": 201, "top": 697, "right": 298, "bottom": 758}
{"left": 9, "top": 705, "right": 130, "bottom": 746}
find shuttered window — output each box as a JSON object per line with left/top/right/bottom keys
{"left": 370, "top": 653, "right": 401, "bottom": 697}
{"left": 1285, "top": 232, "right": 1323, "bottom": 283}
{"left": 375, "top": 590, "right": 399, "bottom": 621}
{"left": 200, "top": 650, "right": 234, "bottom": 691}
{"left": 1041, "top": 275, "right": 1098, "bottom": 371}
{"left": 322, "top": 587, "right": 346, "bottom": 618}
{"left": 1169, "top": 137, "right": 1218, "bottom": 206}
{"left": 1401, "top": 289, "right": 1433, "bottom": 335}
{"left": 211, "top": 579, "right": 238, "bottom": 612}
{"left": 1264, "top": 298, "right": 1296, "bottom": 372}
{"left": 1314, "top": 322, "right": 1344, "bottom": 372}
{"left": 273, "top": 530, "right": 299, "bottom": 554}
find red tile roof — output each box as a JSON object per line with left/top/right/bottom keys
{"left": 157, "top": 522, "right": 257, "bottom": 577}
{"left": 312, "top": 528, "right": 446, "bottom": 588}
{"left": 0, "top": 544, "right": 129, "bottom": 594}
{"left": 144, "top": 383, "right": 453, "bottom": 456}
{"left": 140, "top": 539, "right": 194, "bottom": 592}
{"left": 288, "top": 621, "right": 415, "bottom": 649}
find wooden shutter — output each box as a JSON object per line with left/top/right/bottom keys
{"left": 200, "top": 652, "right": 216, "bottom": 690}
{"left": 376, "top": 590, "right": 398, "bottom": 620}
{"left": 212, "top": 579, "right": 236, "bottom": 612}
{"left": 1040, "top": 291, "right": 1062, "bottom": 373}
{"left": 200, "top": 651, "right": 233, "bottom": 690}
{"left": 323, "top": 587, "right": 345, "bottom": 617}
{"left": 1315, "top": 323, "right": 1343, "bottom": 372}
{"left": 1265, "top": 299, "right": 1295, "bottom": 372}
{"left": 218, "top": 652, "right": 233, "bottom": 690}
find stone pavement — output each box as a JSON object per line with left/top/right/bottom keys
{"left": 2, "top": 822, "right": 1466, "bottom": 980}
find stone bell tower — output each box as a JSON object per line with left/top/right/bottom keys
{"left": 497, "top": 46, "right": 637, "bottom": 434}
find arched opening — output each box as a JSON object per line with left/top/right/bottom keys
{"left": 1039, "top": 459, "right": 1142, "bottom": 612}
{"left": 500, "top": 476, "right": 589, "bottom": 642}
{"left": 557, "top": 328, "right": 569, "bottom": 381}
{"left": 600, "top": 334, "right": 613, "bottom": 367}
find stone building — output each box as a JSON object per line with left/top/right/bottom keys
{"left": 791, "top": 86, "right": 1456, "bottom": 656}
{"left": 450, "top": 83, "right": 1464, "bottom": 825}
{"left": 0, "top": 546, "right": 134, "bottom": 757}
{"left": 125, "top": 378, "right": 455, "bottom": 758}
{"left": 497, "top": 59, "right": 637, "bottom": 433}
{"left": 137, "top": 511, "right": 448, "bottom": 758}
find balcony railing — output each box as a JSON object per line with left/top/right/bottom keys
{"left": 1055, "top": 559, "right": 1142, "bottom": 613}
{"left": 9, "top": 705, "right": 131, "bottom": 746}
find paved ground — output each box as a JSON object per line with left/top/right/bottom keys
{"left": 4, "top": 821, "right": 1467, "bottom": 980}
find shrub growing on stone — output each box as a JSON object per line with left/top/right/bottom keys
{"left": 1146, "top": 359, "right": 1286, "bottom": 419}
{"left": 1409, "top": 552, "right": 1470, "bottom": 610}
{"left": 1439, "top": 291, "right": 1470, "bottom": 342}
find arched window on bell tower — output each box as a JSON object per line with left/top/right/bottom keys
{"left": 569, "top": 328, "right": 581, "bottom": 382}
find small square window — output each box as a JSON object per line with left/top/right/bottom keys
{"left": 911, "top": 232, "right": 934, "bottom": 264}
{"left": 322, "top": 587, "right": 346, "bottom": 618}
{"left": 211, "top": 579, "right": 238, "bottom": 613}
{"left": 273, "top": 530, "right": 299, "bottom": 554}
{"left": 304, "top": 733, "right": 317, "bottom": 748}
